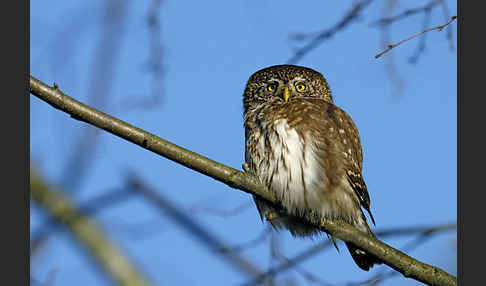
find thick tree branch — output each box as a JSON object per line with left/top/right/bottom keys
{"left": 243, "top": 223, "right": 456, "bottom": 285}
{"left": 29, "top": 76, "right": 457, "bottom": 286}
{"left": 30, "top": 76, "right": 274, "bottom": 203}
{"left": 30, "top": 168, "right": 152, "bottom": 286}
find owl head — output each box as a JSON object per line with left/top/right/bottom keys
{"left": 243, "top": 65, "right": 333, "bottom": 111}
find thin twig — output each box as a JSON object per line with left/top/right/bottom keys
{"left": 379, "top": 0, "right": 405, "bottom": 97}
{"left": 408, "top": 6, "right": 433, "bottom": 64}
{"left": 126, "top": 172, "right": 264, "bottom": 278}
{"left": 287, "top": 0, "right": 374, "bottom": 64}
{"left": 273, "top": 252, "right": 333, "bottom": 286}
{"left": 241, "top": 223, "right": 456, "bottom": 286}
{"left": 29, "top": 76, "right": 457, "bottom": 286}
{"left": 189, "top": 201, "right": 252, "bottom": 218}
{"left": 220, "top": 226, "right": 271, "bottom": 253}
{"left": 375, "top": 16, "right": 457, "bottom": 59}
{"left": 440, "top": 0, "right": 455, "bottom": 50}
{"left": 122, "top": 0, "right": 164, "bottom": 109}
{"left": 59, "top": 0, "right": 130, "bottom": 193}
{"left": 343, "top": 232, "right": 439, "bottom": 286}
{"left": 31, "top": 188, "right": 135, "bottom": 257}
{"left": 370, "top": 0, "right": 443, "bottom": 27}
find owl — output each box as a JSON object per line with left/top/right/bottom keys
{"left": 243, "top": 64, "right": 381, "bottom": 270}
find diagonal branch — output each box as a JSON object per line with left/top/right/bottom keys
{"left": 30, "top": 187, "right": 135, "bottom": 258}
{"left": 29, "top": 76, "right": 457, "bottom": 286}
{"left": 60, "top": 0, "right": 130, "bottom": 192}
{"left": 30, "top": 168, "right": 152, "bottom": 286}
{"left": 126, "top": 172, "right": 264, "bottom": 277}
{"left": 370, "top": 0, "right": 443, "bottom": 27}
{"left": 287, "top": 0, "right": 374, "bottom": 64}
{"left": 30, "top": 76, "right": 275, "bottom": 202}
{"left": 242, "top": 223, "right": 456, "bottom": 285}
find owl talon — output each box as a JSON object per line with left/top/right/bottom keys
{"left": 242, "top": 162, "right": 250, "bottom": 172}
{"left": 265, "top": 213, "right": 277, "bottom": 221}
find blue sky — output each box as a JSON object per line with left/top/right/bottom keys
{"left": 30, "top": 1, "right": 457, "bottom": 285}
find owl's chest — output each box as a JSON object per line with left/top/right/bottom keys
{"left": 246, "top": 119, "right": 329, "bottom": 214}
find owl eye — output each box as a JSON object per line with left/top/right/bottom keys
{"left": 295, "top": 82, "right": 306, "bottom": 92}
{"left": 267, "top": 83, "right": 278, "bottom": 92}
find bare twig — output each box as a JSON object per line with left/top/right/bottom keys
{"left": 408, "top": 6, "right": 433, "bottom": 64}
{"left": 106, "top": 218, "right": 166, "bottom": 241}
{"left": 30, "top": 168, "right": 152, "bottom": 286}
{"left": 344, "top": 270, "right": 396, "bottom": 286}
{"left": 31, "top": 187, "right": 135, "bottom": 257}
{"left": 144, "top": 0, "right": 164, "bottom": 106}
{"left": 241, "top": 236, "right": 334, "bottom": 286}
{"left": 30, "top": 76, "right": 275, "bottom": 202}
{"left": 241, "top": 223, "right": 456, "bottom": 286}
{"left": 379, "top": 0, "right": 405, "bottom": 97}
{"left": 122, "top": 0, "right": 164, "bottom": 109}
{"left": 30, "top": 76, "right": 457, "bottom": 286}
{"left": 342, "top": 229, "right": 450, "bottom": 286}
{"left": 273, "top": 251, "right": 332, "bottom": 286}
{"left": 370, "top": 0, "right": 443, "bottom": 27}
{"left": 126, "top": 172, "right": 264, "bottom": 278}
{"left": 440, "top": 0, "right": 455, "bottom": 50}
{"left": 375, "top": 16, "right": 457, "bottom": 59}
{"left": 221, "top": 226, "right": 271, "bottom": 253}
{"left": 189, "top": 201, "right": 252, "bottom": 218}
{"left": 287, "top": 0, "right": 374, "bottom": 64}
{"left": 266, "top": 230, "right": 278, "bottom": 286}
{"left": 60, "top": 0, "right": 130, "bottom": 192}
{"left": 31, "top": 3, "right": 94, "bottom": 72}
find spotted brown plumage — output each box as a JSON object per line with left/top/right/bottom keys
{"left": 243, "top": 64, "right": 381, "bottom": 270}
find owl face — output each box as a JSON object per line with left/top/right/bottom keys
{"left": 243, "top": 65, "right": 333, "bottom": 111}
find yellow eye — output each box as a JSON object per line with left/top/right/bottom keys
{"left": 295, "top": 83, "right": 306, "bottom": 91}
{"left": 267, "top": 83, "right": 277, "bottom": 92}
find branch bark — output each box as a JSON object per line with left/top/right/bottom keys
{"left": 30, "top": 168, "right": 152, "bottom": 286}
{"left": 29, "top": 75, "right": 457, "bottom": 286}
{"left": 242, "top": 223, "right": 456, "bottom": 285}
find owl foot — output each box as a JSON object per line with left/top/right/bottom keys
{"left": 265, "top": 212, "right": 278, "bottom": 221}
{"left": 242, "top": 162, "right": 250, "bottom": 172}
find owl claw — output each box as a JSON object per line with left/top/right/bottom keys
{"left": 242, "top": 162, "right": 250, "bottom": 172}
{"left": 265, "top": 213, "right": 277, "bottom": 221}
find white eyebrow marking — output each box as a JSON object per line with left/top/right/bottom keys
{"left": 291, "top": 77, "right": 306, "bottom": 82}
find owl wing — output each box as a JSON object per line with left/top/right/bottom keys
{"left": 325, "top": 103, "right": 375, "bottom": 225}
{"left": 346, "top": 169, "right": 375, "bottom": 225}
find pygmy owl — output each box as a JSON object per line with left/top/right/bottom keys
{"left": 243, "top": 65, "right": 381, "bottom": 270}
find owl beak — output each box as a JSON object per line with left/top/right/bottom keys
{"left": 283, "top": 87, "right": 290, "bottom": 102}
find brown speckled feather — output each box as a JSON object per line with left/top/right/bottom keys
{"left": 243, "top": 64, "right": 381, "bottom": 271}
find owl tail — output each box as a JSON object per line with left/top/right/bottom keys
{"left": 345, "top": 242, "right": 382, "bottom": 271}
